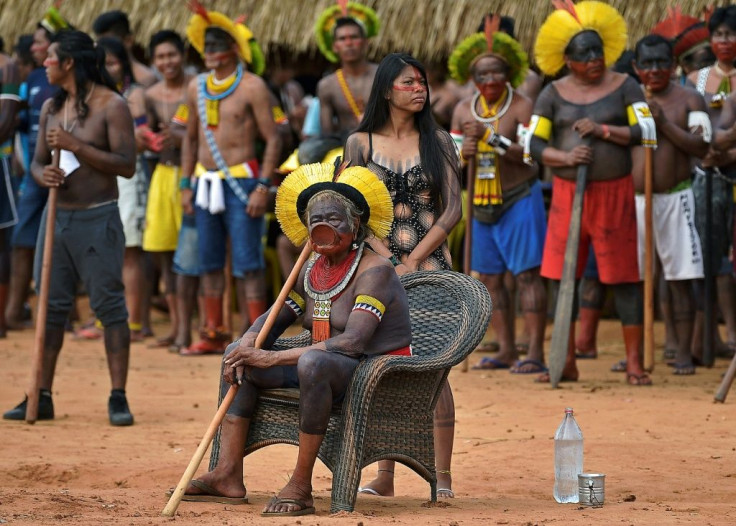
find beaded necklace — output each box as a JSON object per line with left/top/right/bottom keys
{"left": 471, "top": 87, "right": 512, "bottom": 206}
{"left": 202, "top": 63, "right": 244, "bottom": 128}
{"left": 304, "top": 242, "right": 364, "bottom": 343}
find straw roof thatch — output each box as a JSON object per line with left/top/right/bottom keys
{"left": 1, "top": 0, "right": 732, "bottom": 65}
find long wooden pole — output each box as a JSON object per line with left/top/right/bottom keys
{"left": 162, "top": 241, "right": 313, "bottom": 517}
{"left": 703, "top": 168, "right": 715, "bottom": 366}
{"left": 461, "top": 157, "right": 476, "bottom": 373}
{"left": 25, "top": 150, "right": 60, "bottom": 424}
{"left": 714, "top": 352, "right": 736, "bottom": 403}
{"left": 643, "top": 146, "right": 655, "bottom": 372}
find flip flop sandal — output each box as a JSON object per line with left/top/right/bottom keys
{"left": 166, "top": 480, "right": 248, "bottom": 504}
{"left": 261, "top": 496, "right": 315, "bottom": 516}
{"left": 437, "top": 488, "right": 455, "bottom": 498}
{"left": 357, "top": 487, "right": 382, "bottom": 496}
{"left": 610, "top": 360, "right": 627, "bottom": 372}
{"left": 472, "top": 357, "right": 511, "bottom": 370}
{"left": 510, "top": 359, "right": 548, "bottom": 374}
{"left": 626, "top": 372, "right": 653, "bottom": 386}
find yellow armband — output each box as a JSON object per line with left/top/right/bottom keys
{"left": 352, "top": 294, "right": 386, "bottom": 321}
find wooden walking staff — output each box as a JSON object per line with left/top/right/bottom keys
{"left": 703, "top": 168, "right": 715, "bottom": 367}
{"left": 714, "top": 351, "right": 736, "bottom": 403}
{"left": 460, "top": 157, "right": 476, "bottom": 373}
{"left": 548, "top": 140, "right": 591, "bottom": 388}
{"left": 25, "top": 149, "right": 60, "bottom": 424}
{"left": 162, "top": 241, "right": 313, "bottom": 517}
{"left": 643, "top": 131, "right": 655, "bottom": 372}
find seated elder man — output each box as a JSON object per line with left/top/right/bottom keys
{"left": 180, "top": 162, "right": 410, "bottom": 517}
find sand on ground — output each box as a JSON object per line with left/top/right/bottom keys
{"left": 1, "top": 305, "right": 735, "bottom": 526}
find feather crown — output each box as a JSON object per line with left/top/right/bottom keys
{"left": 186, "top": 0, "right": 253, "bottom": 64}
{"left": 448, "top": 14, "right": 529, "bottom": 87}
{"left": 276, "top": 162, "right": 393, "bottom": 246}
{"left": 534, "top": 0, "right": 627, "bottom": 76}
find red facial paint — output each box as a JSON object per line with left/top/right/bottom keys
{"left": 392, "top": 68, "right": 427, "bottom": 92}
{"left": 712, "top": 41, "right": 736, "bottom": 63}
{"left": 638, "top": 69, "right": 670, "bottom": 93}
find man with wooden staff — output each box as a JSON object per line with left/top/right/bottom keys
{"left": 630, "top": 34, "right": 709, "bottom": 375}
{"left": 448, "top": 17, "right": 547, "bottom": 374}
{"left": 176, "top": 162, "right": 410, "bottom": 516}
{"left": 2, "top": 30, "right": 136, "bottom": 424}
{"left": 526, "top": 0, "right": 656, "bottom": 385}
{"left": 179, "top": 2, "right": 281, "bottom": 355}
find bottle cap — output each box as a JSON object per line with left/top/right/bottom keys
{"left": 565, "top": 407, "right": 574, "bottom": 414}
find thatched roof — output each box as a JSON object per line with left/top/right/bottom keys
{"left": 1, "top": 0, "right": 732, "bottom": 64}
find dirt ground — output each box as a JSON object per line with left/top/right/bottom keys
{"left": 1, "top": 305, "right": 735, "bottom": 526}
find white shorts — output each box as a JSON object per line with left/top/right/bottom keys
{"left": 117, "top": 158, "right": 148, "bottom": 248}
{"left": 635, "top": 187, "right": 704, "bottom": 281}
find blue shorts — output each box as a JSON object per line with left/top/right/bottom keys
{"left": 11, "top": 172, "right": 48, "bottom": 248}
{"left": 471, "top": 181, "right": 546, "bottom": 276}
{"left": 583, "top": 246, "right": 599, "bottom": 280}
{"left": 173, "top": 214, "right": 200, "bottom": 277}
{"left": 194, "top": 178, "right": 265, "bottom": 277}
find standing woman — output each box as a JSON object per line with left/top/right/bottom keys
{"left": 344, "top": 52, "right": 462, "bottom": 497}
{"left": 96, "top": 37, "right": 149, "bottom": 342}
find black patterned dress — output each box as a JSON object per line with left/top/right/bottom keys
{"left": 366, "top": 138, "right": 452, "bottom": 270}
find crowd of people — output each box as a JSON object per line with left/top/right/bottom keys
{"left": 1, "top": 0, "right": 736, "bottom": 517}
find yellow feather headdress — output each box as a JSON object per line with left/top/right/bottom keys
{"left": 275, "top": 162, "right": 394, "bottom": 246}
{"left": 534, "top": 0, "right": 627, "bottom": 76}
{"left": 186, "top": 0, "right": 253, "bottom": 64}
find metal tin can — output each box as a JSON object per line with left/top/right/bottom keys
{"left": 578, "top": 473, "right": 605, "bottom": 506}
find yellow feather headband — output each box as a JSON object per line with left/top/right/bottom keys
{"left": 186, "top": 0, "right": 252, "bottom": 64}
{"left": 534, "top": 0, "right": 627, "bottom": 76}
{"left": 276, "top": 162, "right": 394, "bottom": 246}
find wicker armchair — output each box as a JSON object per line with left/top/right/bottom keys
{"left": 208, "top": 270, "right": 491, "bottom": 513}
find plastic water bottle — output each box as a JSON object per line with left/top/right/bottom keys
{"left": 554, "top": 407, "right": 583, "bottom": 503}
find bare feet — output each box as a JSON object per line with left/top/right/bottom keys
{"left": 535, "top": 360, "right": 579, "bottom": 383}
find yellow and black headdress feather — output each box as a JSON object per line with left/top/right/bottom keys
{"left": 314, "top": 0, "right": 380, "bottom": 63}
{"left": 448, "top": 15, "right": 529, "bottom": 87}
{"left": 276, "top": 162, "right": 393, "bottom": 246}
{"left": 186, "top": 0, "right": 253, "bottom": 64}
{"left": 233, "top": 15, "right": 265, "bottom": 75}
{"left": 534, "top": 0, "right": 627, "bottom": 76}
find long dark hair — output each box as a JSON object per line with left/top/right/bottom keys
{"left": 96, "top": 36, "right": 134, "bottom": 94}
{"left": 355, "top": 53, "right": 453, "bottom": 199}
{"left": 49, "top": 31, "right": 117, "bottom": 123}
